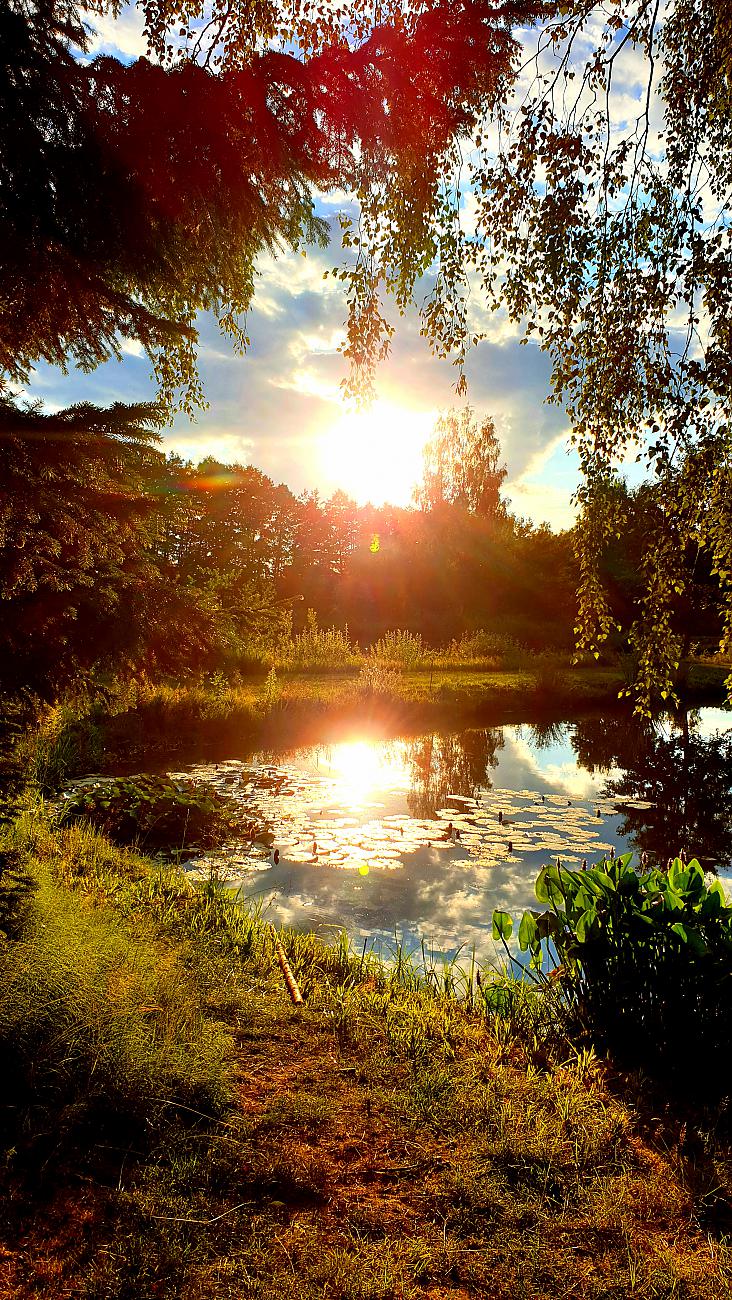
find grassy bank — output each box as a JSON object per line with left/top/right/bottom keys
{"left": 20, "top": 656, "right": 730, "bottom": 791}
{"left": 1, "top": 805, "right": 731, "bottom": 1298}
{"left": 20, "top": 663, "right": 630, "bottom": 788}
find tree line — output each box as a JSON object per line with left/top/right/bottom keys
{"left": 0, "top": 398, "right": 579, "bottom": 690}
{"left": 4, "top": 393, "right": 725, "bottom": 695}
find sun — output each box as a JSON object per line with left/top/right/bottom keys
{"left": 318, "top": 400, "right": 436, "bottom": 506}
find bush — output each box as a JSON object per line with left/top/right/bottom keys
{"left": 277, "top": 610, "right": 360, "bottom": 670}
{"left": 494, "top": 855, "right": 732, "bottom": 1092}
{"left": 369, "top": 629, "right": 426, "bottom": 669}
{"left": 439, "top": 630, "right": 530, "bottom": 669}
{"left": 59, "top": 773, "right": 259, "bottom": 853}
{"left": 16, "top": 694, "right": 103, "bottom": 790}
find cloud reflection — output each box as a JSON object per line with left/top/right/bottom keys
{"left": 180, "top": 720, "right": 638, "bottom": 968}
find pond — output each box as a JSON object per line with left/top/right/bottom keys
{"left": 171, "top": 704, "right": 732, "bottom": 969}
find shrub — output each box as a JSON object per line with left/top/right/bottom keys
{"left": 59, "top": 773, "right": 258, "bottom": 853}
{"left": 17, "top": 694, "right": 102, "bottom": 790}
{"left": 369, "top": 629, "right": 426, "bottom": 669}
{"left": 439, "top": 630, "right": 530, "bottom": 669}
{"left": 494, "top": 855, "right": 732, "bottom": 1092}
{"left": 277, "top": 610, "right": 360, "bottom": 670}
{"left": 261, "top": 665, "right": 282, "bottom": 707}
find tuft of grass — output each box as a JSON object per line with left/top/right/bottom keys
{"left": 0, "top": 859, "right": 235, "bottom": 1138}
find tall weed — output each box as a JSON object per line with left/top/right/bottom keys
{"left": 370, "top": 629, "right": 426, "bottom": 669}
{"left": 277, "top": 610, "right": 360, "bottom": 670}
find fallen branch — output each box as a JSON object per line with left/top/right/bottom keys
{"left": 272, "top": 926, "right": 303, "bottom": 1004}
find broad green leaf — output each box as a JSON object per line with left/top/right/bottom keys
{"left": 593, "top": 870, "right": 617, "bottom": 893}
{"left": 518, "top": 911, "right": 538, "bottom": 952}
{"left": 663, "top": 888, "right": 685, "bottom": 912}
{"left": 535, "top": 868, "right": 552, "bottom": 905}
{"left": 575, "top": 907, "right": 596, "bottom": 943}
{"left": 480, "top": 982, "right": 510, "bottom": 1015}
{"left": 492, "top": 910, "right": 513, "bottom": 941}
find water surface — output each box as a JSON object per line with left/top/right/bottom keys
{"left": 176, "top": 706, "right": 732, "bottom": 968}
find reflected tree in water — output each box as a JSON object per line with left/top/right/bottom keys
{"left": 406, "top": 729, "right": 502, "bottom": 818}
{"left": 523, "top": 720, "right": 567, "bottom": 751}
{"left": 573, "top": 713, "right": 732, "bottom": 870}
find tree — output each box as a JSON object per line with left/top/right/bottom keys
{"left": 414, "top": 407, "right": 507, "bottom": 517}
{"left": 402, "top": 0, "right": 731, "bottom": 708}
{"left": 0, "top": 0, "right": 539, "bottom": 412}
{"left": 0, "top": 399, "right": 245, "bottom": 686}
{"left": 0, "top": 396, "right": 162, "bottom": 602}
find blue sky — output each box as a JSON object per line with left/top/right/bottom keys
{"left": 22, "top": 3, "right": 662, "bottom": 529}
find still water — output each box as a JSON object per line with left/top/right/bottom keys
{"left": 178, "top": 707, "right": 732, "bottom": 968}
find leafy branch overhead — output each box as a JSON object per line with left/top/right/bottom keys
{"left": 0, "top": 0, "right": 537, "bottom": 414}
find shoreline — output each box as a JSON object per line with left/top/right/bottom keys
{"left": 70, "top": 663, "right": 729, "bottom": 771}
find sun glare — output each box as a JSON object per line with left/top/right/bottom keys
{"left": 318, "top": 401, "right": 436, "bottom": 506}
{"left": 320, "top": 740, "right": 409, "bottom": 807}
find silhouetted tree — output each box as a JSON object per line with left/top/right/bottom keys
{"left": 415, "top": 408, "right": 507, "bottom": 518}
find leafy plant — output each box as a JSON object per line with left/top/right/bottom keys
{"left": 494, "top": 855, "right": 732, "bottom": 1091}
{"left": 370, "top": 629, "right": 426, "bottom": 669}
{"left": 261, "top": 665, "right": 282, "bottom": 707}
{"left": 278, "top": 610, "right": 360, "bottom": 670}
{"left": 59, "top": 774, "right": 259, "bottom": 853}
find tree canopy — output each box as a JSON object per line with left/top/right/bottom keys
{"left": 414, "top": 407, "right": 507, "bottom": 518}
{"left": 3, "top": 0, "right": 732, "bottom": 706}
{"left": 0, "top": 0, "right": 538, "bottom": 412}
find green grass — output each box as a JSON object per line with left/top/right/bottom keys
{"left": 0, "top": 812, "right": 236, "bottom": 1141}
{"left": 1, "top": 805, "right": 732, "bottom": 1298}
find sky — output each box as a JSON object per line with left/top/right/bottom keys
{"left": 22, "top": 3, "right": 661, "bottom": 531}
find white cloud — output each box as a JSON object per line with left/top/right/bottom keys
{"left": 120, "top": 337, "right": 145, "bottom": 358}
{"left": 82, "top": 4, "right": 149, "bottom": 60}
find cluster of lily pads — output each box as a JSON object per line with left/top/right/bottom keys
{"left": 166, "top": 758, "right": 645, "bottom": 879}
{"left": 58, "top": 773, "right": 266, "bottom": 854}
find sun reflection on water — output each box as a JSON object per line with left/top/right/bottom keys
{"left": 311, "top": 740, "right": 411, "bottom": 808}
